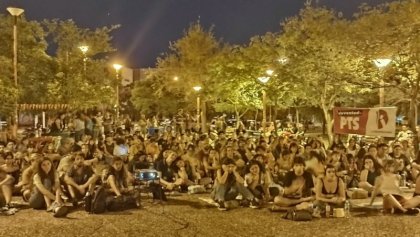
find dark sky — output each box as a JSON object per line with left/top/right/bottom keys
{"left": 1, "top": 0, "right": 391, "bottom": 68}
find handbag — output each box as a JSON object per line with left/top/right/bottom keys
{"left": 283, "top": 209, "right": 313, "bottom": 221}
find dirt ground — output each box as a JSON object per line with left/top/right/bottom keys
{"left": 1, "top": 194, "right": 420, "bottom": 237}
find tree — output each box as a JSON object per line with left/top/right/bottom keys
{"left": 0, "top": 14, "right": 51, "bottom": 116}
{"left": 131, "top": 71, "right": 187, "bottom": 116}
{"left": 132, "top": 22, "right": 223, "bottom": 131}
{"left": 353, "top": 0, "right": 420, "bottom": 151}
{"left": 44, "top": 19, "right": 119, "bottom": 108}
{"left": 279, "top": 6, "right": 367, "bottom": 143}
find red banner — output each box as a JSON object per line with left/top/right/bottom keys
{"left": 333, "top": 107, "right": 396, "bottom": 137}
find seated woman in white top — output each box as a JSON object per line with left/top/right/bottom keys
{"left": 370, "top": 159, "right": 419, "bottom": 215}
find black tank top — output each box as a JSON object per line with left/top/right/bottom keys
{"left": 321, "top": 178, "right": 339, "bottom": 195}
{"left": 367, "top": 170, "right": 379, "bottom": 186}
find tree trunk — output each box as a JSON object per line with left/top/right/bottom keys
{"left": 273, "top": 106, "right": 278, "bottom": 132}
{"left": 409, "top": 94, "right": 419, "bottom": 155}
{"left": 201, "top": 100, "right": 207, "bottom": 133}
{"left": 322, "top": 105, "right": 334, "bottom": 145}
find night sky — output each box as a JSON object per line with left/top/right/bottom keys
{"left": 0, "top": 0, "right": 391, "bottom": 68}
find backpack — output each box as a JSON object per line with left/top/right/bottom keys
{"left": 106, "top": 195, "right": 138, "bottom": 212}
{"left": 283, "top": 209, "right": 313, "bottom": 221}
{"left": 85, "top": 186, "right": 108, "bottom": 214}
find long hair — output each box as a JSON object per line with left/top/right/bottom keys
{"left": 36, "top": 157, "right": 57, "bottom": 186}
{"left": 245, "top": 160, "right": 265, "bottom": 174}
{"left": 363, "top": 154, "right": 382, "bottom": 174}
{"left": 109, "top": 156, "right": 128, "bottom": 186}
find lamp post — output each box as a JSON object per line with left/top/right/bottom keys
{"left": 7, "top": 7, "right": 24, "bottom": 138}
{"left": 79, "top": 45, "right": 89, "bottom": 73}
{"left": 113, "top": 63, "right": 123, "bottom": 119}
{"left": 193, "top": 86, "right": 202, "bottom": 131}
{"left": 257, "top": 69, "right": 272, "bottom": 131}
{"left": 373, "top": 58, "right": 392, "bottom": 107}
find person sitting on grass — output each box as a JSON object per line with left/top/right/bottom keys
{"left": 171, "top": 157, "right": 197, "bottom": 192}
{"left": 64, "top": 152, "right": 98, "bottom": 207}
{"left": 274, "top": 156, "right": 314, "bottom": 207}
{"left": 313, "top": 165, "right": 346, "bottom": 217}
{"left": 106, "top": 156, "right": 140, "bottom": 209}
{"left": 155, "top": 150, "right": 184, "bottom": 193}
{"left": 370, "top": 159, "right": 419, "bottom": 215}
{"left": 29, "top": 157, "right": 68, "bottom": 217}
{"left": 107, "top": 156, "right": 134, "bottom": 197}
{"left": 358, "top": 155, "right": 382, "bottom": 193}
{"left": 16, "top": 153, "right": 40, "bottom": 202}
{"left": 401, "top": 172, "right": 420, "bottom": 209}
{"left": 212, "top": 158, "right": 259, "bottom": 211}
{"left": 244, "top": 160, "right": 272, "bottom": 201}
{"left": 0, "top": 152, "right": 20, "bottom": 211}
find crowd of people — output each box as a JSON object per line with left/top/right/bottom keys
{"left": 1, "top": 110, "right": 420, "bottom": 219}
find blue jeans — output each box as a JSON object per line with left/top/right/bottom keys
{"left": 29, "top": 179, "right": 52, "bottom": 209}
{"left": 212, "top": 182, "right": 254, "bottom": 202}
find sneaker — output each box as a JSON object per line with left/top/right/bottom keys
{"left": 53, "top": 206, "right": 69, "bottom": 218}
{"left": 1, "top": 204, "right": 10, "bottom": 211}
{"left": 405, "top": 208, "right": 420, "bottom": 216}
{"left": 217, "top": 200, "right": 227, "bottom": 211}
{"left": 249, "top": 199, "right": 260, "bottom": 209}
{"left": 47, "top": 202, "right": 61, "bottom": 213}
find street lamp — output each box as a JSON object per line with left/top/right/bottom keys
{"left": 7, "top": 7, "right": 24, "bottom": 139}
{"left": 193, "top": 86, "right": 202, "bottom": 131}
{"left": 79, "top": 45, "right": 89, "bottom": 73}
{"left": 257, "top": 70, "right": 272, "bottom": 132}
{"left": 373, "top": 58, "right": 392, "bottom": 107}
{"left": 113, "top": 63, "right": 123, "bottom": 119}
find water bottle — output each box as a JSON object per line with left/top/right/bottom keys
{"left": 344, "top": 200, "right": 350, "bottom": 218}
{"left": 400, "top": 172, "right": 407, "bottom": 187}
{"left": 325, "top": 204, "right": 331, "bottom": 218}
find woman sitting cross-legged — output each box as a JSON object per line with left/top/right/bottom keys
{"left": 274, "top": 156, "right": 314, "bottom": 208}
{"left": 29, "top": 157, "right": 68, "bottom": 218}
{"left": 313, "top": 165, "right": 346, "bottom": 217}
{"left": 370, "top": 159, "right": 419, "bottom": 215}
{"left": 401, "top": 173, "right": 420, "bottom": 209}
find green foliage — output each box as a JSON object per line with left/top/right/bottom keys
{"left": 0, "top": 15, "right": 119, "bottom": 115}
{"left": 132, "top": 22, "right": 223, "bottom": 117}
{"left": 43, "top": 19, "right": 119, "bottom": 108}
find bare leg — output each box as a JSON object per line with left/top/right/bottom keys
{"left": 44, "top": 195, "right": 53, "bottom": 209}
{"left": 402, "top": 197, "right": 420, "bottom": 209}
{"left": 22, "top": 189, "right": 31, "bottom": 202}
{"left": 1, "top": 184, "right": 13, "bottom": 205}
{"left": 358, "top": 182, "right": 374, "bottom": 192}
{"left": 67, "top": 185, "right": 77, "bottom": 200}
{"left": 383, "top": 194, "right": 407, "bottom": 213}
{"left": 274, "top": 196, "right": 312, "bottom": 207}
